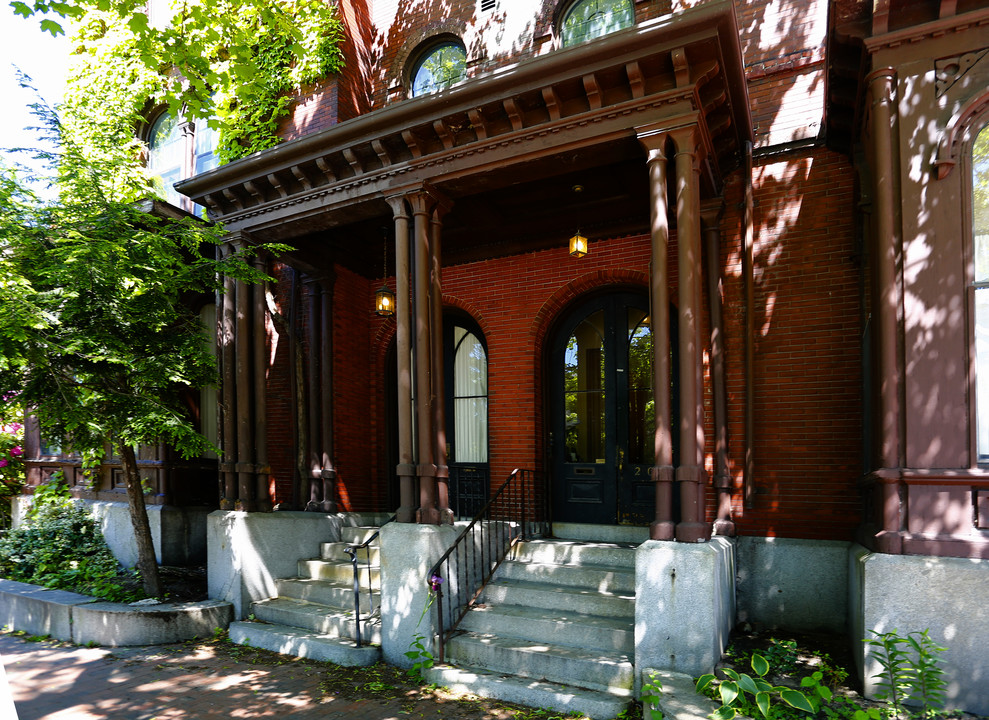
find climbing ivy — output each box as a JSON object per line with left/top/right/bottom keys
{"left": 14, "top": 0, "right": 345, "bottom": 192}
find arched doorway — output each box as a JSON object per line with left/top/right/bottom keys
{"left": 549, "top": 291, "right": 677, "bottom": 525}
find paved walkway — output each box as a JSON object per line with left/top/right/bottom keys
{"left": 0, "top": 633, "right": 491, "bottom": 720}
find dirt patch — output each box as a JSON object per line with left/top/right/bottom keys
{"left": 114, "top": 564, "right": 208, "bottom": 602}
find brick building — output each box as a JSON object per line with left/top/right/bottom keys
{"left": 20, "top": 0, "right": 989, "bottom": 715}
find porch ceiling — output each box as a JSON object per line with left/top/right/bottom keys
{"left": 177, "top": 0, "right": 752, "bottom": 275}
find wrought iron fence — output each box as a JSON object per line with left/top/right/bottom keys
{"left": 425, "top": 468, "right": 548, "bottom": 662}
{"left": 343, "top": 515, "right": 395, "bottom": 648}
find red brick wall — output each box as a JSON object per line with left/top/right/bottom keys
{"left": 331, "top": 265, "right": 376, "bottom": 510}
{"left": 720, "top": 147, "right": 862, "bottom": 539}
{"left": 266, "top": 262, "right": 301, "bottom": 507}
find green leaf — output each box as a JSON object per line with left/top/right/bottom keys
{"left": 127, "top": 11, "right": 148, "bottom": 34}
{"left": 737, "top": 673, "right": 759, "bottom": 696}
{"left": 817, "top": 685, "right": 832, "bottom": 702}
{"left": 755, "top": 691, "right": 771, "bottom": 718}
{"left": 696, "top": 674, "right": 716, "bottom": 694}
{"left": 722, "top": 668, "right": 740, "bottom": 681}
{"left": 719, "top": 681, "right": 739, "bottom": 706}
{"left": 11, "top": 2, "right": 32, "bottom": 18}
{"left": 39, "top": 18, "right": 63, "bottom": 36}
{"left": 712, "top": 706, "right": 736, "bottom": 720}
{"left": 779, "top": 688, "right": 815, "bottom": 713}
{"left": 751, "top": 653, "right": 770, "bottom": 678}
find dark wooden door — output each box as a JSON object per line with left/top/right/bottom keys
{"left": 550, "top": 292, "right": 660, "bottom": 525}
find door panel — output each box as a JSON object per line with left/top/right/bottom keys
{"left": 551, "top": 292, "right": 659, "bottom": 525}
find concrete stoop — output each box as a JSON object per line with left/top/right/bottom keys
{"left": 425, "top": 537, "right": 638, "bottom": 719}
{"left": 230, "top": 525, "right": 382, "bottom": 667}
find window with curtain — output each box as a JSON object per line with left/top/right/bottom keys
{"left": 559, "top": 0, "right": 634, "bottom": 48}
{"left": 974, "top": 122, "right": 989, "bottom": 461}
{"left": 452, "top": 325, "right": 488, "bottom": 463}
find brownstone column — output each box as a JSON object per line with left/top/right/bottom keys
{"left": 410, "top": 190, "right": 441, "bottom": 524}
{"left": 672, "top": 126, "right": 710, "bottom": 543}
{"left": 305, "top": 278, "right": 323, "bottom": 510}
{"left": 637, "top": 126, "right": 675, "bottom": 541}
{"left": 253, "top": 254, "right": 272, "bottom": 512}
{"left": 234, "top": 244, "right": 256, "bottom": 511}
{"left": 387, "top": 196, "right": 417, "bottom": 523}
{"left": 319, "top": 272, "right": 337, "bottom": 513}
{"left": 430, "top": 203, "right": 454, "bottom": 524}
{"left": 703, "top": 206, "right": 733, "bottom": 536}
{"left": 219, "top": 242, "right": 237, "bottom": 509}
{"left": 868, "top": 67, "right": 903, "bottom": 554}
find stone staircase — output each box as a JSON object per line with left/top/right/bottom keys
{"left": 425, "top": 537, "right": 639, "bottom": 719}
{"left": 228, "top": 525, "right": 382, "bottom": 666}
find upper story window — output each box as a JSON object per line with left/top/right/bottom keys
{"left": 559, "top": 0, "right": 634, "bottom": 48}
{"left": 147, "top": 112, "right": 218, "bottom": 211}
{"left": 148, "top": 113, "right": 184, "bottom": 206}
{"left": 973, "top": 121, "right": 989, "bottom": 460}
{"left": 411, "top": 41, "right": 467, "bottom": 97}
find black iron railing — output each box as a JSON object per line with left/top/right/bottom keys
{"left": 343, "top": 515, "right": 395, "bottom": 648}
{"left": 426, "top": 468, "right": 548, "bottom": 662}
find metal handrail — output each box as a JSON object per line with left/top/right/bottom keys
{"left": 426, "top": 468, "right": 548, "bottom": 662}
{"left": 343, "top": 515, "right": 395, "bottom": 648}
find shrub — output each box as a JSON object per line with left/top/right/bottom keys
{"left": 0, "top": 404, "right": 25, "bottom": 531}
{"left": 0, "top": 476, "right": 139, "bottom": 601}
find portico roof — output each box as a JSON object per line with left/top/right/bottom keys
{"left": 177, "top": 0, "right": 751, "bottom": 269}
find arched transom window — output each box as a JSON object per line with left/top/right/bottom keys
{"left": 411, "top": 41, "right": 467, "bottom": 97}
{"left": 560, "top": 0, "right": 634, "bottom": 48}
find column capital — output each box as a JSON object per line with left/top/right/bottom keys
{"left": 700, "top": 199, "right": 724, "bottom": 229}
{"left": 670, "top": 124, "right": 700, "bottom": 156}
{"left": 635, "top": 124, "right": 670, "bottom": 154}
{"left": 221, "top": 229, "right": 252, "bottom": 254}
{"left": 385, "top": 195, "right": 410, "bottom": 219}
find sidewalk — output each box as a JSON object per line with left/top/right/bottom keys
{"left": 0, "top": 633, "right": 485, "bottom": 720}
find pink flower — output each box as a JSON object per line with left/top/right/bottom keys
{"left": 0, "top": 459, "right": 7, "bottom": 468}
{"left": 11, "top": 446, "right": 21, "bottom": 457}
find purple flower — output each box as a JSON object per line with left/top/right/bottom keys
{"left": 0, "top": 459, "right": 7, "bottom": 468}
{"left": 429, "top": 574, "right": 444, "bottom": 592}
{"left": 11, "top": 446, "right": 21, "bottom": 457}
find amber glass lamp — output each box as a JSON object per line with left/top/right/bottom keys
{"left": 569, "top": 232, "right": 588, "bottom": 258}
{"left": 375, "top": 235, "right": 395, "bottom": 316}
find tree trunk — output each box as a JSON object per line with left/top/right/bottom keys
{"left": 118, "top": 442, "right": 163, "bottom": 598}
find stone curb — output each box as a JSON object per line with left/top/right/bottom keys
{"left": 0, "top": 578, "right": 232, "bottom": 646}
{"left": 643, "top": 668, "right": 720, "bottom": 720}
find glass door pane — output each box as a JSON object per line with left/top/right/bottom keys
{"left": 564, "top": 310, "right": 606, "bottom": 463}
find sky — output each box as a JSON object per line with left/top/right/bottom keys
{"left": 0, "top": 11, "right": 70, "bottom": 186}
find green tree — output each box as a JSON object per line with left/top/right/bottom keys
{"left": 0, "top": 100, "right": 277, "bottom": 597}
{"left": 13, "top": 0, "right": 344, "bottom": 165}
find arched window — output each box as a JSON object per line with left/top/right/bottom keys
{"left": 973, "top": 122, "right": 989, "bottom": 460}
{"left": 147, "top": 113, "right": 218, "bottom": 211}
{"left": 559, "top": 0, "right": 634, "bottom": 48}
{"left": 148, "top": 113, "right": 184, "bottom": 206}
{"left": 444, "top": 316, "right": 489, "bottom": 518}
{"left": 411, "top": 41, "right": 467, "bottom": 97}
{"left": 451, "top": 323, "right": 488, "bottom": 463}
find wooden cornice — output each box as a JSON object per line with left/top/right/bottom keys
{"left": 177, "top": 1, "right": 751, "bottom": 237}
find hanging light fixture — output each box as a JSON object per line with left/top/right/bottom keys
{"left": 375, "top": 232, "right": 395, "bottom": 316}
{"left": 569, "top": 231, "right": 588, "bottom": 258}
{"left": 569, "top": 184, "right": 588, "bottom": 258}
